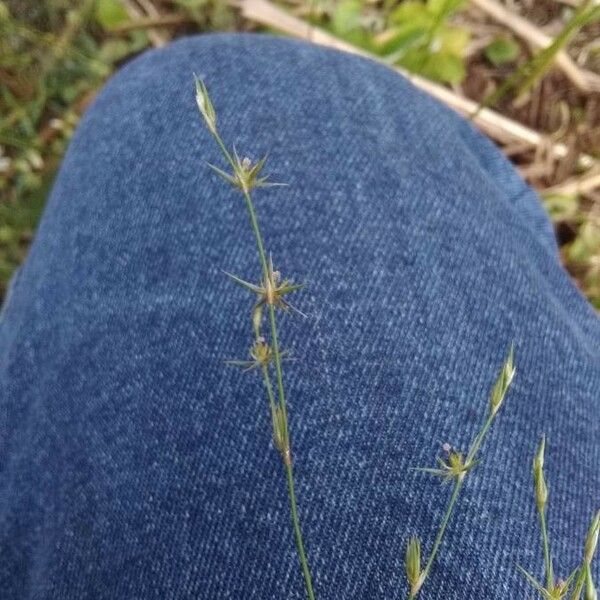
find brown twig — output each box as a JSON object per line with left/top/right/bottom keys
{"left": 543, "top": 168, "right": 600, "bottom": 196}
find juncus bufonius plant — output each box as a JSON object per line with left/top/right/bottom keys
{"left": 193, "top": 80, "right": 597, "bottom": 600}
{"left": 405, "top": 346, "right": 515, "bottom": 598}
{"left": 194, "top": 77, "right": 316, "bottom": 600}
{"left": 519, "top": 437, "right": 600, "bottom": 600}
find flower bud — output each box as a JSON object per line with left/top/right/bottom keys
{"left": 533, "top": 436, "right": 548, "bottom": 511}
{"left": 251, "top": 338, "right": 272, "bottom": 367}
{"left": 585, "top": 510, "right": 600, "bottom": 565}
{"left": 194, "top": 76, "right": 217, "bottom": 134}
{"left": 271, "top": 405, "right": 288, "bottom": 457}
{"left": 405, "top": 536, "right": 423, "bottom": 596}
{"left": 252, "top": 303, "right": 264, "bottom": 339}
{"left": 490, "top": 345, "right": 516, "bottom": 417}
{"left": 555, "top": 579, "right": 567, "bottom": 596}
{"left": 585, "top": 565, "right": 597, "bottom": 600}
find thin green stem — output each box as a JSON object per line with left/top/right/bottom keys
{"left": 466, "top": 413, "right": 494, "bottom": 465}
{"left": 569, "top": 568, "right": 585, "bottom": 600}
{"left": 211, "top": 127, "right": 315, "bottom": 599}
{"left": 539, "top": 508, "right": 554, "bottom": 590}
{"left": 268, "top": 303, "right": 289, "bottom": 438}
{"left": 214, "top": 132, "right": 237, "bottom": 173}
{"left": 241, "top": 185, "right": 314, "bottom": 600}
{"left": 240, "top": 186, "right": 290, "bottom": 438}
{"left": 410, "top": 412, "right": 497, "bottom": 599}
{"left": 241, "top": 189, "right": 269, "bottom": 279}
{"left": 286, "top": 460, "right": 316, "bottom": 600}
{"left": 409, "top": 478, "right": 465, "bottom": 600}
{"left": 261, "top": 364, "right": 277, "bottom": 415}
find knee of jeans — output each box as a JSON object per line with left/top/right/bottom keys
{"left": 453, "top": 118, "right": 557, "bottom": 253}
{"left": 40, "top": 31, "right": 550, "bottom": 307}
{"left": 61, "top": 31, "right": 452, "bottom": 195}
{"left": 43, "top": 33, "right": 448, "bottom": 249}
{"left": 55, "top": 32, "right": 542, "bottom": 236}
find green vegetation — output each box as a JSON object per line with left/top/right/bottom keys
{"left": 0, "top": 0, "right": 232, "bottom": 295}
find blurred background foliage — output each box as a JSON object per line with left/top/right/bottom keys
{"left": 1, "top": 0, "right": 599, "bottom": 306}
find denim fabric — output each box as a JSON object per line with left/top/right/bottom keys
{"left": 0, "top": 33, "right": 599, "bottom": 600}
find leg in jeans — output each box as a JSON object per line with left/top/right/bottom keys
{"left": 0, "top": 33, "right": 598, "bottom": 599}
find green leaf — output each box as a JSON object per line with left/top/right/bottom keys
{"left": 426, "top": 0, "right": 465, "bottom": 18}
{"left": 391, "top": 1, "right": 430, "bottom": 25}
{"left": 439, "top": 26, "right": 470, "bottom": 55}
{"left": 485, "top": 36, "right": 520, "bottom": 66}
{"left": 477, "top": 1, "right": 600, "bottom": 113}
{"left": 397, "top": 47, "right": 425, "bottom": 71}
{"left": 95, "top": 0, "right": 129, "bottom": 31}
{"left": 542, "top": 193, "right": 579, "bottom": 221}
{"left": 331, "top": 0, "right": 363, "bottom": 34}
{"left": 379, "top": 24, "right": 429, "bottom": 58}
{"left": 421, "top": 51, "right": 466, "bottom": 83}
{"left": 568, "top": 222, "right": 600, "bottom": 263}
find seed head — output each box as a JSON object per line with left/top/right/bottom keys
{"left": 194, "top": 76, "right": 217, "bottom": 134}
{"left": 271, "top": 404, "right": 289, "bottom": 464}
{"left": 585, "top": 510, "right": 600, "bottom": 565}
{"left": 207, "top": 150, "right": 282, "bottom": 194}
{"left": 533, "top": 435, "right": 548, "bottom": 511}
{"left": 225, "top": 338, "right": 273, "bottom": 371}
{"left": 224, "top": 258, "right": 305, "bottom": 315}
{"left": 489, "top": 345, "right": 516, "bottom": 417}
{"left": 405, "top": 536, "right": 423, "bottom": 596}
{"left": 418, "top": 448, "right": 477, "bottom": 483}
{"left": 585, "top": 566, "right": 597, "bottom": 600}
{"left": 250, "top": 338, "right": 272, "bottom": 366}
{"left": 518, "top": 566, "right": 574, "bottom": 600}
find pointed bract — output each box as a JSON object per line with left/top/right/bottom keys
{"left": 533, "top": 435, "right": 549, "bottom": 511}
{"left": 490, "top": 344, "right": 516, "bottom": 417}
{"left": 207, "top": 162, "right": 237, "bottom": 186}
{"left": 194, "top": 76, "right": 217, "bottom": 134}
{"left": 585, "top": 565, "right": 597, "bottom": 600}
{"left": 405, "top": 537, "right": 423, "bottom": 596}
{"left": 518, "top": 566, "right": 573, "bottom": 600}
{"left": 223, "top": 271, "right": 264, "bottom": 294}
{"left": 417, "top": 449, "right": 479, "bottom": 483}
{"left": 584, "top": 511, "right": 600, "bottom": 565}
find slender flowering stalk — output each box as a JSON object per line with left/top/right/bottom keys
{"left": 194, "top": 78, "right": 316, "bottom": 600}
{"left": 533, "top": 436, "right": 554, "bottom": 590}
{"left": 405, "top": 346, "right": 515, "bottom": 599}
{"left": 569, "top": 509, "right": 600, "bottom": 600}
{"left": 519, "top": 440, "right": 599, "bottom": 600}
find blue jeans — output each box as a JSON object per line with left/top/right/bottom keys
{"left": 0, "top": 34, "right": 598, "bottom": 599}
